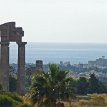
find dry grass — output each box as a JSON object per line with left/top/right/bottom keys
{"left": 23, "top": 93, "right": 107, "bottom": 107}
{"left": 64, "top": 94, "right": 107, "bottom": 107}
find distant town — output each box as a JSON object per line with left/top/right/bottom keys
{"left": 10, "top": 56, "right": 107, "bottom": 85}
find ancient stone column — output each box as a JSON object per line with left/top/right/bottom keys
{"left": 0, "top": 42, "right": 9, "bottom": 91}
{"left": 17, "top": 42, "right": 27, "bottom": 95}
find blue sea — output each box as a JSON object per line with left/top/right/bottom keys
{"left": 9, "top": 43, "right": 107, "bottom": 64}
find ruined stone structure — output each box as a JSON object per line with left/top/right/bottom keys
{"left": 0, "top": 22, "right": 27, "bottom": 95}
{"left": 35, "top": 60, "right": 43, "bottom": 72}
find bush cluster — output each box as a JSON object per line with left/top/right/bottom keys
{"left": 0, "top": 92, "right": 32, "bottom": 107}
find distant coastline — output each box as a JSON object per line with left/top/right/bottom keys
{"left": 9, "top": 42, "right": 107, "bottom": 64}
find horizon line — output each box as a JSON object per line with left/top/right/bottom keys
{"left": 25, "top": 41, "right": 107, "bottom": 44}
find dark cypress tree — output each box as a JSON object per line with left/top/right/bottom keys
{"left": 88, "top": 73, "right": 107, "bottom": 93}
{"left": 76, "top": 77, "right": 88, "bottom": 95}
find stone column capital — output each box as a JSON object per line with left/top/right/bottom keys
{"left": 0, "top": 42, "right": 9, "bottom": 46}
{"left": 17, "top": 42, "right": 27, "bottom": 47}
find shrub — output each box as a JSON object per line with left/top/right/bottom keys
{"left": 0, "top": 94, "right": 21, "bottom": 107}
{"left": 0, "top": 92, "right": 32, "bottom": 107}
{"left": 3, "top": 92, "right": 22, "bottom": 102}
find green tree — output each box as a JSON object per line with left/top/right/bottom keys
{"left": 9, "top": 65, "right": 17, "bottom": 92}
{"left": 9, "top": 75, "right": 17, "bottom": 92}
{"left": 28, "top": 64, "right": 75, "bottom": 107}
{"left": 25, "top": 66, "right": 33, "bottom": 91}
{"left": 88, "top": 73, "right": 107, "bottom": 93}
{"left": 76, "top": 77, "right": 88, "bottom": 95}
{"left": 0, "top": 84, "right": 2, "bottom": 91}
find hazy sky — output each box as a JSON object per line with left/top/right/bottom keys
{"left": 0, "top": 0, "right": 107, "bottom": 43}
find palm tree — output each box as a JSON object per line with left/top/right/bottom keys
{"left": 28, "top": 64, "right": 75, "bottom": 107}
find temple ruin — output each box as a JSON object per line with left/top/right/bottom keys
{"left": 0, "top": 22, "right": 27, "bottom": 95}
